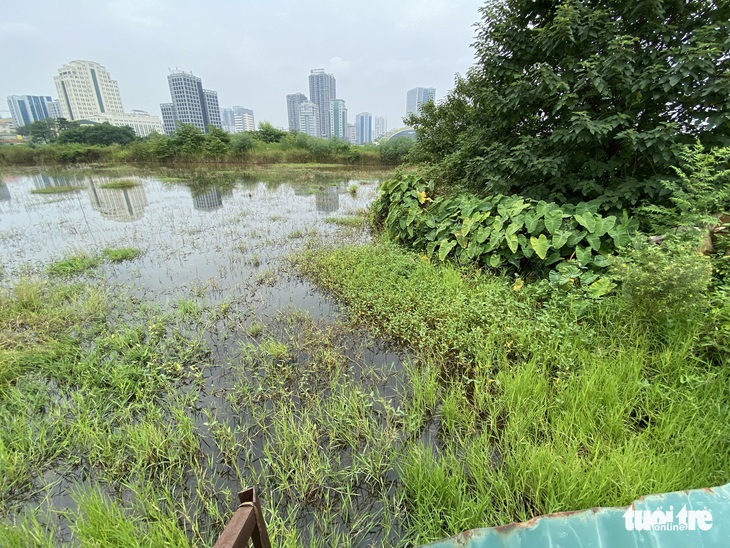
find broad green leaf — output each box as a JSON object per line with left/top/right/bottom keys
{"left": 438, "top": 239, "right": 457, "bottom": 261}
{"left": 486, "top": 230, "right": 503, "bottom": 252}
{"left": 586, "top": 233, "right": 602, "bottom": 251}
{"left": 530, "top": 234, "right": 550, "bottom": 259}
{"left": 608, "top": 225, "right": 630, "bottom": 247}
{"left": 505, "top": 222, "right": 521, "bottom": 235}
{"left": 585, "top": 278, "right": 617, "bottom": 299}
{"left": 544, "top": 210, "right": 563, "bottom": 234}
{"left": 489, "top": 254, "right": 502, "bottom": 268}
{"left": 574, "top": 211, "right": 597, "bottom": 233}
{"left": 524, "top": 212, "right": 539, "bottom": 233}
{"left": 566, "top": 230, "right": 587, "bottom": 247}
{"left": 575, "top": 245, "right": 592, "bottom": 265}
{"left": 505, "top": 233, "right": 519, "bottom": 253}
{"left": 551, "top": 230, "right": 570, "bottom": 249}
{"left": 475, "top": 226, "right": 491, "bottom": 244}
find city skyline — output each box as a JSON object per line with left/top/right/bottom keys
{"left": 0, "top": 1, "right": 480, "bottom": 130}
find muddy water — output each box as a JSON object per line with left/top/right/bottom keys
{"left": 0, "top": 168, "right": 410, "bottom": 545}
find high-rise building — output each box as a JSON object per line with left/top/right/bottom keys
{"left": 160, "top": 103, "right": 176, "bottom": 135}
{"left": 53, "top": 60, "right": 162, "bottom": 136}
{"left": 330, "top": 99, "right": 347, "bottom": 141}
{"left": 54, "top": 60, "right": 125, "bottom": 120}
{"left": 6, "top": 95, "right": 61, "bottom": 128}
{"left": 346, "top": 123, "right": 356, "bottom": 145}
{"left": 286, "top": 93, "right": 307, "bottom": 132}
{"left": 163, "top": 70, "right": 221, "bottom": 134}
{"left": 355, "top": 112, "right": 372, "bottom": 145}
{"left": 204, "top": 90, "right": 222, "bottom": 129}
{"left": 406, "top": 87, "right": 436, "bottom": 117}
{"left": 373, "top": 116, "right": 387, "bottom": 140}
{"left": 221, "top": 106, "right": 256, "bottom": 133}
{"left": 299, "top": 102, "right": 319, "bottom": 138}
{"left": 309, "top": 69, "right": 336, "bottom": 138}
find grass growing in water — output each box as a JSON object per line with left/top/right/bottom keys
{"left": 99, "top": 179, "right": 141, "bottom": 190}
{"left": 46, "top": 254, "right": 101, "bottom": 276}
{"left": 47, "top": 247, "right": 142, "bottom": 276}
{"left": 324, "top": 215, "right": 365, "bottom": 228}
{"left": 30, "top": 185, "right": 84, "bottom": 194}
{"left": 101, "top": 247, "right": 142, "bottom": 262}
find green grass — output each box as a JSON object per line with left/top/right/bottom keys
{"left": 324, "top": 215, "right": 365, "bottom": 228}
{"left": 47, "top": 247, "right": 143, "bottom": 276}
{"left": 99, "top": 179, "right": 141, "bottom": 190}
{"left": 5, "top": 236, "right": 729, "bottom": 547}
{"left": 296, "top": 241, "right": 730, "bottom": 544}
{"left": 30, "top": 185, "right": 84, "bottom": 194}
{"left": 46, "top": 254, "right": 101, "bottom": 276}
{"left": 101, "top": 247, "right": 142, "bottom": 262}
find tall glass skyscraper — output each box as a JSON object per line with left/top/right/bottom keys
{"left": 329, "top": 99, "right": 347, "bottom": 141}
{"left": 406, "top": 87, "right": 436, "bottom": 117}
{"left": 6, "top": 95, "right": 61, "bottom": 127}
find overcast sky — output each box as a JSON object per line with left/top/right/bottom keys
{"left": 1, "top": 0, "right": 483, "bottom": 130}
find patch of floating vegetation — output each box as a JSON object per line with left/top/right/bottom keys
{"left": 30, "top": 185, "right": 84, "bottom": 194}
{"left": 47, "top": 247, "right": 143, "bottom": 276}
{"left": 99, "top": 179, "right": 141, "bottom": 190}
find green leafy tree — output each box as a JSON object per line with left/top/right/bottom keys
{"left": 171, "top": 123, "right": 205, "bottom": 155}
{"left": 230, "top": 132, "right": 256, "bottom": 154}
{"left": 255, "top": 121, "right": 287, "bottom": 143}
{"left": 56, "top": 122, "right": 136, "bottom": 146}
{"left": 379, "top": 137, "right": 414, "bottom": 165}
{"left": 203, "top": 126, "right": 231, "bottom": 156}
{"left": 23, "top": 119, "right": 59, "bottom": 143}
{"left": 409, "top": 0, "right": 730, "bottom": 210}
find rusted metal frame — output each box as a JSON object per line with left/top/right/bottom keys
{"left": 213, "top": 487, "right": 272, "bottom": 548}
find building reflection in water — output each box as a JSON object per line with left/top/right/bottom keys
{"left": 31, "top": 174, "right": 76, "bottom": 190}
{"left": 88, "top": 178, "right": 148, "bottom": 222}
{"left": 315, "top": 185, "right": 340, "bottom": 213}
{"left": 0, "top": 182, "right": 10, "bottom": 202}
{"left": 192, "top": 187, "right": 223, "bottom": 211}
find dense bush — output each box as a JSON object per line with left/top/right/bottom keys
{"left": 372, "top": 172, "right": 638, "bottom": 295}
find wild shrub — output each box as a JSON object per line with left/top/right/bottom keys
{"left": 372, "top": 172, "right": 638, "bottom": 295}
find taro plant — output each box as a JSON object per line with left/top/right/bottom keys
{"left": 372, "top": 173, "right": 640, "bottom": 296}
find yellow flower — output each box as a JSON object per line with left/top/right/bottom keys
{"left": 417, "top": 190, "right": 433, "bottom": 204}
{"left": 513, "top": 278, "right": 524, "bottom": 291}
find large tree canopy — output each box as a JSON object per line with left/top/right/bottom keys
{"left": 409, "top": 0, "right": 730, "bottom": 210}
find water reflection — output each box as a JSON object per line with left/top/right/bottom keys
{"left": 0, "top": 182, "right": 9, "bottom": 202}
{"left": 191, "top": 187, "right": 223, "bottom": 211}
{"left": 88, "top": 179, "right": 149, "bottom": 222}
{"left": 315, "top": 185, "right": 340, "bottom": 213}
{"left": 31, "top": 173, "right": 77, "bottom": 190}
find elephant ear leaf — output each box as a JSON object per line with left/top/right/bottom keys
{"left": 530, "top": 234, "right": 550, "bottom": 260}
{"left": 438, "top": 239, "right": 457, "bottom": 261}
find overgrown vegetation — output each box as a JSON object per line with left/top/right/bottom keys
{"left": 0, "top": 121, "right": 403, "bottom": 168}
{"left": 296, "top": 242, "right": 730, "bottom": 544}
{"left": 408, "top": 0, "right": 730, "bottom": 211}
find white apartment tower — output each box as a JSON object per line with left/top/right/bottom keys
{"left": 53, "top": 60, "right": 162, "bottom": 136}
{"left": 299, "top": 102, "right": 319, "bottom": 138}
{"left": 163, "top": 70, "right": 221, "bottom": 134}
{"left": 54, "top": 60, "right": 124, "bottom": 120}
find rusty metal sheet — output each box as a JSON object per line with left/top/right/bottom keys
{"left": 423, "top": 483, "right": 730, "bottom": 547}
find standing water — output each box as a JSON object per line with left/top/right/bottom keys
{"left": 0, "top": 168, "right": 412, "bottom": 547}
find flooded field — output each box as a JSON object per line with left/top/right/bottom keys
{"left": 0, "top": 168, "right": 419, "bottom": 547}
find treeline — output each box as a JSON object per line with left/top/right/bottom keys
{"left": 0, "top": 119, "right": 414, "bottom": 167}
